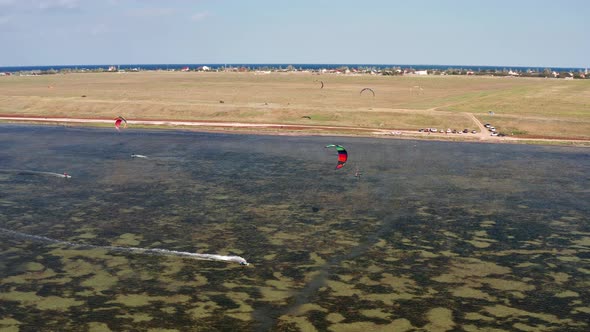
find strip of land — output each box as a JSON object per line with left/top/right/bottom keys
{"left": 1, "top": 71, "right": 588, "bottom": 146}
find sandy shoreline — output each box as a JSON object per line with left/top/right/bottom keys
{"left": 1, "top": 115, "right": 589, "bottom": 147}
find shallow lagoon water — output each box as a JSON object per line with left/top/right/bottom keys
{"left": 0, "top": 125, "right": 589, "bottom": 331}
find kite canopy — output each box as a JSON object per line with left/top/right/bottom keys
{"left": 114, "top": 116, "right": 128, "bottom": 131}
{"left": 325, "top": 144, "right": 348, "bottom": 169}
{"left": 360, "top": 88, "right": 375, "bottom": 97}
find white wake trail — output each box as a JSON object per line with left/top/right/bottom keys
{"left": 0, "top": 169, "right": 71, "bottom": 178}
{"left": 0, "top": 227, "right": 249, "bottom": 266}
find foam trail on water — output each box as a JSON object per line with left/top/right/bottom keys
{"left": 0, "top": 169, "right": 71, "bottom": 178}
{"left": 0, "top": 227, "right": 249, "bottom": 266}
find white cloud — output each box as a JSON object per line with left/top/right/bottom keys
{"left": 127, "top": 7, "right": 176, "bottom": 18}
{"left": 0, "top": 0, "right": 81, "bottom": 11}
{"left": 190, "top": 11, "right": 210, "bottom": 22}
{"left": 37, "top": 0, "right": 80, "bottom": 10}
{"left": 90, "top": 23, "right": 109, "bottom": 36}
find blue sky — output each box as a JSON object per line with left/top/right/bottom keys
{"left": 1, "top": 0, "right": 588, "bottom": 67}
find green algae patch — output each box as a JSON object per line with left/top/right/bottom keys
{"left": 109, "top": 294, "right": 154, "bottom": 307}
{"left": 466, "top": 239, "right": 492, "bottom": 248}
{"left": 118, "top": 313, "right": 153, "bottom": 323}
{"left": 36, "top": 296, "right": 84, "bottom": 310}
{"left": 279, "top": 316, "right": 318, "bottom": 332}
{"left": 464, "top": 312, "right": 494, "bottom": 321}
{"left": 187, "top": 300, "right": 220, "bottom": 319}
{"left": 263, "top": 253, "right": 277, "bottom": 260}
{"left": 452, "top": 286, "right": 496, "bottom": 301}
{"left": 572, "top": 236, "right": 590, "bottom": 247}
{"left": 224, "top": 291, "right": 254, "bottom": 321}
{"left": 326, "top": 280, "right": 362, "bottom": 297}
{"left": 113, "top": 233, "right": 142, "bottom": 246}
{"left": 419, "top": 250, "right": 439, "bottom": 258}
{"left": 573, "top": 307, "right": 590, "bottom": 314}
{"left": 326, "top": 312, "right": 345, "bottom": 323}
{"left": 309, "top": 252, "right": 326, "bottom": 265}
{"left": 0, "top": 318, "right": 21, "bottom": 332}
{"left": 0, "top": 325, "right": 19, "bottom": 332}
{"left": 24, "top": 262, "right": 44, "bottom": 271}
{"left": 555, "top": 290, "right": 579, "bottom": 298}
{"left": 483, "top": 304, "right": 579, "bottom": 326}
{"left": 512, "top": 322, "right": 543, "bottom": 331}
{"left": 549, "top": 272, "right": 570, "bottom": 283}
{"left": 291, "top": 303, "right": 327, "bottom": 316}
{"left": 479, "top": 220, "right": 496, "bottom": 228}
{"left": 258, "top": 286, "right": 292, "bottom": 303}
{"left": 481, "top": 277, "right": 535, "bottom": 292}
{"left": 360, "top": 309, "right": 390, "bottom": 319}
{"left": 109, "top": 293, "right": 188, "bottom": 307}
{"left": 0, "top": 290, "right": 83, "bottom": 311}
{"left": 432, "top": 258, "right": 511, "bottom": 283}
{"left": 88, "top": 322, "right": 112, "bottom": 332}
{"left": 328, "top": 319, "right": 414, "bottom": 332}
{"left": 3, "top": 268, "right": 58, "bottom": 283}
{"left": 80, "top": 270, "right": 118, "bottom": 293}
{"left": 0, "top": 290, "right": 40, "bottom": 304}
{"left": 266, "top": 272, "right": 295, "bottom": 291}
{"left": 424, "top": 307, "right": 455, "bottom": 332}
{"left": 62, "top": 259, "right": 99, "bottom": 277}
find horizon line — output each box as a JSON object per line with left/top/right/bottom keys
{"left": 1, "top": 62, "right": 587, "bottom": 70}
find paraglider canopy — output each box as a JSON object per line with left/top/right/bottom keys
{"left": 325, "top": 144, "right": 348, "bottom": 169}
{"left": 114, "top": 116, "right": 128, "bottom": 131}
{"left": 360, "top": 88, "right": 375, "bottom": 97}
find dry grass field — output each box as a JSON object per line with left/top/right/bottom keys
{"left": 0, "top": 71, "right": 589, "bottom": 140}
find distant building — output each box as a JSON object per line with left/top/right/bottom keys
{"left": 415, "top": 70, "right": 428, "bottom": 75}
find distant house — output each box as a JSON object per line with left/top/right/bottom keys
{"left": 508, "top": 70, "right": 519, "bottom": 76}
{"left": 200, "top": 66, "right": 210, "bottom": 71}
{"left": 181, "top": 66, "right": 190, "bottom": 72}
{"left": 415, "top": 70, "right": 428, "bottom": 75}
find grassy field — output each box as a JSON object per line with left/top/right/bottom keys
{"left": 0, "top": 71, "right": 589, "bottom": 139}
